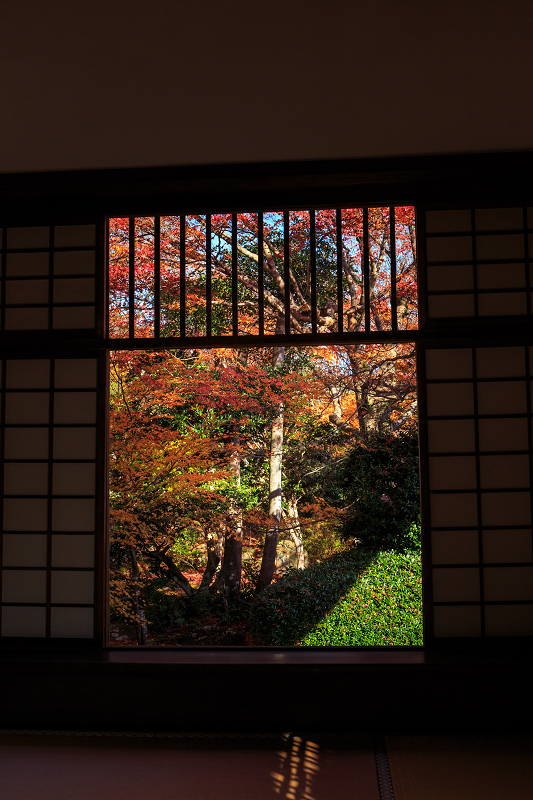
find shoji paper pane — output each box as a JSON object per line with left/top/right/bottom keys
{"left": 0, "top": 355, "right": 99, "bottom": 640}
{"left": 3, "top": 224, "right": 97, "bottom": 333}
{"left": 424, "top": 343, "right": 533, "bottom": 639}
{"left": 424, "top": 206, "right": 532, "bottom": 322}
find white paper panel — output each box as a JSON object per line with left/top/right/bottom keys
{"left": 476, "top": 234, "right": 524, "bottom": 260}
{"left": 431, "top": 530, "right": 479, "bottom": 564}
{"left": 478, "top": 293, "right": 527, "bottom": 317}
{"left": 426, "top": 236, "right": 473, "bottom": 262}
{"left": 482, "top": 529, "right": 532, "bottom": 563}
{"left": 2, "top": 569, "right": 47, "bottom": 603}
{"left": 430, "top": 493, "right": 478, "bottom": 527}
{"left": 425, "top": 210, "right": 471, "bottom": 233}
{"left": 426, "top": 349, "right": 473, "bottom": 380}
{"left": 53, "top": 428, "right": 96, "bottom": 459}
{"left": 51, "top": 571, "right": 95, "bottom": 604}
{"left": 53, "top": 250, "right": 96, "bottom": 275}
{"left": 6, "top": 359, "right": 50, "bottom": 389}
{"left": 428, "top": 294, "right": 474, "bottom": 318}
{"left": 6, "top": 252, "right": 49, "bottom": 276}
{"left": 429, "top": 456, "right": 477, "bottom": 490}
{"left": 432, "top": 567, "right": 480, "bottom": 602}
{"left": 476, "top": 381, "right": 527, "bottom": 414}
{"left": 483, "top": 566, "right": 533, "bottom": 601}
{"left": 2, "top": 534, "right": 48, "bottom": 567}
{"left": 3, "top": 498, "right": 48, "bottom": 530}
{"left": 427, "top": 265, "right": 474, "bottom": 291}
{"left": 484, "top": 605, "right": 533, "bottom": 636}
{"left": 53, "top": 278, "right": 95, "bottom": 303}
{"left": 51, "top": 499, "right": 95, "bottom": 531}
{"left": 481, "top": 492, "right": 531, "bottom": 526}
{"left": 426, "top": 383, "right": 474, "bottom": 416}
{"left": 5, "top": 393, "right": 49, "bottom": 424}
{"left": 52, "top": 306, "right": 95, "bottom": 329}
{"left": 433, "top": 605, "right": 481, "bottom": 637}
{"left": 52, "top": 463, "right": 95, "bottom": 495}
{"left": 1, "top": 606, "right": 46, "bottom": 637}
{"left": 478, "top": 418, "right": 529, "bottom": 452}
{"left": 53, "top": 392, "right": 97, "bottom": 423}
{"left": 54, "top": 225, "right": 96, "bottom": 247}
{"left": 4, "top": 428, "right": 49, "bottom": 459}
{"left": 6, "top": 226, "right": 50, "bottom": 249}
{"left": 479, "top": 454, "right": 530, "bottom": 489}
{"left": 54, "top": 359, "right": 97, "bottom": 388}
{"left": 6, "top": 279, "right": 48, "bottom": 304}
{"left": 477, "top": 263, "right": 525, "bottom": 289}
{"left": 50, "top": 607, "right": 94, "bottom": 638}
{"left": 5, "top": 308, "right": 48, "bottom": 330}
{"left": 475, "top": 207, "right": 523, "bottom": 230}
{"left": 476, "top": 347, "right": 525, "bottom": 377}
{"left": 51, "top": 535, "right": 95, "bottom": 568}
{"left": 4, "top": 463, "right": 48, "bottom": 495}
{"left": 427, "top": 420, "right": 476, "bottom": 453}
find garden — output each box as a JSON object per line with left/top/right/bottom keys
{"left": 108, "top": 209, "right": 421, "bottom": 646}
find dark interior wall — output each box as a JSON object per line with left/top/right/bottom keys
{"left": 1, "top": 1, "right": 533, "bottom": 732}
{"left": 2, "top": 0, "right": 533, "bottom": 173}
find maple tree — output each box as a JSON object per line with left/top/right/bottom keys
{"left": 109, "top": 351, "right": 231, "bottom": 642}
{"left": 108, "top": 207, "right": 418, "bottom": 643}
{"left": 109, "top": 347, "right": 329, "bottom": 604}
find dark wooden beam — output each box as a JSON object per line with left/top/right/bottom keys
{"left": 1, "top": 151, "right": 533, "bottom": 223}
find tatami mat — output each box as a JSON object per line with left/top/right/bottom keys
{"left": 0, "top": 732, "right": 380, "bottom": 800}
{"left": 386, "top": 736, "right": 533, "bottom": 800}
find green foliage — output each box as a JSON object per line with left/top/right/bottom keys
{"left": 141, "top": 578, "right": 188, "bottom": 630}
{"left": 140, "top": 580, "right": 224, "bottom": 632}
{"left": 249, "top": 546, "right": 373, "bottom": 645}
{"left": 340, "top": 433, "right": 421, "bottom": 551}
{"left": 142, "top": 575, "right": 258, "bottom": 635}
{"left": 300, "top": 550, "right": 422, "bottom": 646}
{"left": 249, "top": 546, "right": 422, "bottom": 647}
{"left": 301, "top": 521, "right": 345, "bottom": 563}
{"left": 169, "top": 539, "right": 202, "bottom": 571}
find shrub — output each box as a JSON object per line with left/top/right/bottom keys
{"left": 340, "top": 432, "right": 421, "bottom": 551}
{"left": 300, "top": 550, "right": 423, "bottom": 646}
{"left": 302, "top": 521, "right": 346, "bottom": 563}
{"left": 141, "top": 578, "right": 188, "bottom": 630}
{"left": 249, "top": 546, "right": 373, "bottom": 645}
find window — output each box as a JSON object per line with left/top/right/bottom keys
{"left": 108, "top": 208, "right": 417, "bottom": 341}
{"left": 107, "top": 207, "right": 422, "bottom": 646}
{"left": 2, "top": 154, "right": 531, "bottom": 647}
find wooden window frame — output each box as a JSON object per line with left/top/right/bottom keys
{"left": 1, "top": 150, "right": 533, "bottom": 654}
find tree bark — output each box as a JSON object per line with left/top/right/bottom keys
{"left": 256, "top": 341, "right": 285, "bottom": 592}
{"left": 143, "top": 546, "right": 194, "bottom": 598}
{"left": 220, "top": 424, "right": 242, "bottom": 592}
{"left": 197, "top": 530, "right": 223, "bottom": 593}
{"left": 128, "top": 545, "right": 149, "bottom": 645}
{"left": 213, "top": 350, "right": 248, "bottom": 593}
{"left": 219, "top": 421, "right": 243, "bottom": 591}
{"left": 285, "top": 496, "right": 306, "bottom": 570}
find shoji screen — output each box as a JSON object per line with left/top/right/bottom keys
{"left": 3, "top": 224, "right": 97, "bottom": 332}
{"left": 420, "top": 208, "right": 533, "bottom": 639}
{"left": 0, "top": 224, "right": 104, "bottom": 641}
{"left": 424, "top": 207, "right": 531, "bottom": 322}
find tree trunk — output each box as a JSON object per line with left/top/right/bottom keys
{"left": 144, "top": 546, "right": 194, "bottom": 598}
{"left": 285, "top": 496, "right": 306, "bottom": 570}
{"left": 197, "top": 529, "right": 223, "bottom": 593}
{"left": 256, "top": 342, "right": 286, "bottom": 592}
{"left": 128, "top": 545, "right": 148, "bottom": 645}
{"left": 219, "top": 421, "right": 243, "bottom": 592}
{"left": 355, "top": 385, "right": 369, "bottom": 439}
{"left": 216, "top": 350, "right": 247, "bottom": 593}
